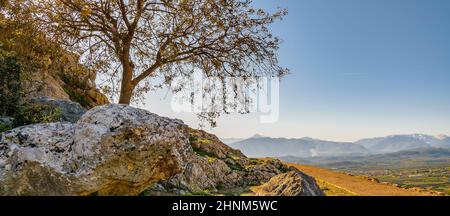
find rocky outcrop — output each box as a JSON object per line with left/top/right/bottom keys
{"left": 20, "top": 52, "right": 109, "bottom": 108}
{"left": 0, "top": 104, "right": 191, "bottom": 195}
{"left": 85, "top": 88, "right": 109, "bottom": 106}
{"left": 31, "top": 97, "right": 86, "bottom": 123}
{"left": 251, "top": 171, "right": 324, "bottom": 196}
{"left": 144, "top": 129, "right": 295, "bottom": 195}
{"left": 0, "top": 104, "right": 323, "bottom": 196}
{"left": 23, "top": 72, "right": 71, "bottom": 101}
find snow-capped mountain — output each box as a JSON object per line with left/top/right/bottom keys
{"left": 356, "top": 134, "right": 450, "bottom": 153}
{"left": 228, "top": 135, "right": 369, "bottom": 158}
{"left": 224, "top": 134, "right": 450, "bottom": 158}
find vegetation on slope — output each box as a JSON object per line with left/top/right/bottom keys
{"left": 0, "top": 4, "right": 108, "bottom": 110}
{"left": 0, "top": 49, "right": 63, "bottom": 132}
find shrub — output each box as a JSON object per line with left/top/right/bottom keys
{"left": 0, "top": 122, "right": 12, "bottom": 133}
{"left": 0, "top": 49, "right": 22, "bottom": 116}
{"left": 192, "top": 146, "right": 216, "bottom": 158}
{"left": 60, "top": 73, "right": 90, "bottom": 90}
{"left": 225, "top": 161, "right": 245, "bottom": 171}
{"left": 63, "top": 86, "right": 92, "bottom": 108}
{"left": 13, "top": 102, "right": 62, "bottom": 126}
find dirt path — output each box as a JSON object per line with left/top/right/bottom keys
{"left": 288, "top": 163, "right": 438, "bottom": 196}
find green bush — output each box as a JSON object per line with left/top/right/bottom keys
{"left": 63, "top": 86, "right": 92, "bottom": 108}
{"left": 192, "top": 146, "right": 216, "bottom": 158}
{"left": 13, "top": 102, "right": 62, "bottom": 126}
{"left": 0, "top": 49, "right": 22, "bottom": 117}
{"left": 60, "top": 73, "right": 90, "bottom": 90}
{"left": 225, "top": 161, "right": 245, "bottom": 171}
{"left": 0, "top": 122, "right": 12, "bottom": 133}
{"left": 0, "top": 48, "right": 64, "bottom": 133}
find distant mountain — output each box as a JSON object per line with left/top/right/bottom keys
{"left": 220, "top": 138, "right": 245, "bottom": 145}
{"left": 229, "top": 135, "right": 368, "bottom": 158}
{"left": 281, "top": 147, "right": 450, "bottom": 170}
{"left": 356, "top": 134, "right": 450, "bottom": 154}
{"left": 220, "top": 134, "right": 269, "bottom": 145}
{"left": 227, "top": 133, "right": 450, "bottom": 158}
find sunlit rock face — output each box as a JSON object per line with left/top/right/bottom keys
{"left": 252, "top": 171, "right": 324, "bottom": 196}
{"left": 0, "top": 104, "right": 191, "bottom": 195}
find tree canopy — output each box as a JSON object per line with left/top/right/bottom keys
{"left": 18, "top": 0, "right": 288, "bottom": 125}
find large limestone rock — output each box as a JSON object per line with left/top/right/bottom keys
{"left": 0, "top": 104, "right": 324, "bottom": 196}
{"left": 0, "top": 104, "right": 191, "bottom": 195}
{"left": 251, "top": 171, "right": 324, "bottom": 196}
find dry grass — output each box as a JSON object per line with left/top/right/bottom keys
{"left": 288, "top": 163, "right": 439, "bottom": 196}
{"left": 315, "top": 179, "right": 357, "bottom": 196}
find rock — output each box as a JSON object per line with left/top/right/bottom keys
{"left": 23, "top": 72, "right": 71, "bottom": 101}
{"left": 144, "top": 131, "right": 297, "bottom": 195}
{"left": 0, "top": 104, "right": 323, "bottom": 196}
{"left": 31, "top": 97, "right": 87, "bottom": 123}
{"left": 86, "top": 88, "right": 109, "bottom": 107}
{"left": 251, "top": 171, "right": 324, "bottom": 196}
{"left": 22, "top": 59, "right": 109, "bottom": 109}
{"left": 0, "top": 104, "right": 191, "bottom": 195}
{"left": 189, "top": 129, "right": 246, "bottom": 159}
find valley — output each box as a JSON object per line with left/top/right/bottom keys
{"left": 287, "top": 163, "right": 443, "bottom": 196}
{"left": 349, "top": 167, "right": 450, "bottom": 195}
{"left": 225, "top": 135, "right": 450, "bottom": 196}
{"left": 281, "top": 148, "right": 450, "bottom": 195}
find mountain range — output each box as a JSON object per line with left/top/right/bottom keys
{"left": 281, "top": 147, "right": 450, "bottom": 169}
{"left": 222, "top": 134, "right": 450, "bottom": 158}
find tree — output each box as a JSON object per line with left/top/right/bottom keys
{"left": 31, "top": 0, "right": 288, "bottom": 123}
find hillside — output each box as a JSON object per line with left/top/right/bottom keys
{"left": 287, "top": 163, "right": 441, "bottom": 196}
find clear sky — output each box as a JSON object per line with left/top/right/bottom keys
{"left": 141, "top": 0, "right": 450, "bottom": 142}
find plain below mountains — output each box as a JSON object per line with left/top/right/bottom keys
{"left": 223, "top": 134, "right": 450, "bottom": 158}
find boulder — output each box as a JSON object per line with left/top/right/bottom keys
{"left": 0, "top": 104, "right": 191, "bottom": 195}
{"left": 31, "top": 97, "right": 86, "bottom": 123}
{"left": 0, "top": 104, "right": 324, "bottom": 196}
{"left": 251, "top": 171, "right": 324, "bottom": 196}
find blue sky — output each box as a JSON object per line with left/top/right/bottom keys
{"left": 143, "top": 0, "right": 450, "bottom": 141}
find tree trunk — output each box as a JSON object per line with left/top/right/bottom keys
{"left": 118, "top": 85, "right": 133, "bottom": 104}
{"left": 118, "top": 60, "right": 134, "bottom": 104}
